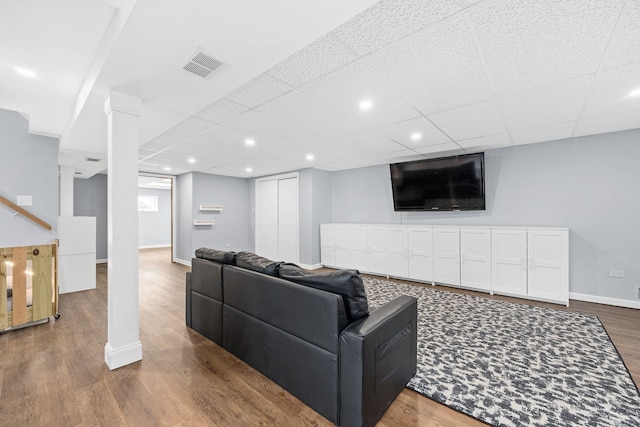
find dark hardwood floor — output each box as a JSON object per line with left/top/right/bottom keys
{"left": 1, "top": 248, "right": 638, "bottom": 426}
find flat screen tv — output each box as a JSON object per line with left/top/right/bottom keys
{"left": 390, "top": 153, "right": 485, "bottom": 211}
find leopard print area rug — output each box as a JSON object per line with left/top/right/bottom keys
{"left": 363, "top": 277, "right": 640, "bottom": 427}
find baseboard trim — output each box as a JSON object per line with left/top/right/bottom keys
{"left": 299, "top": 263, "right": 322, "bottom": 270}
{"left": 139, "top": 244, "right": 171, "bottom": 249}
{"left": 570, "top": 292, "right": 640, "bottom": 310}
{"left": 174, "top": 258, "right": 191, "bottom": 267}
{"left": 96, "top": 259, "right": 108, "bottom": 264}
{"left": 104, "top": 341, "right": 142, "bottom": 370}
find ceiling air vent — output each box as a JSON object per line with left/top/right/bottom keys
{"left": 85, "top": 157, "right": 101, "bottom": 162}
{"left": 181, "top": 48, "right": 224, "bottom": 79}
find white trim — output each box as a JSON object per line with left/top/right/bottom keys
{"left": 299, "top": 263, "right": 322, "bottom": 270}
{"left": 139, "top": 244, "right": 171, "bottom": 249}
{"left": 175, "top": 258, "right": 191, "bottom": 267}
{"left": 96, "top": 258, "right": 108, "bottom": 264}
{"left": 104, "top": 341, "right": 142, "bottom": 370}
{"left": 570, "top": 292, "right": 640, "bottom": 310}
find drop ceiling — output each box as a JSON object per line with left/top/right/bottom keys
{"left": 2, "top": 0, "right": 640, "bottom": 179}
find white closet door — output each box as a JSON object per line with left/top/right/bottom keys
{"left": 277, "top": 177, "right": 299, "bottom": 263}
{"left": 255, "top": 179, "right": 279, "bottom": 260}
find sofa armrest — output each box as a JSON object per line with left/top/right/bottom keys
{"left": 185, "top": 272, "right": 192, "bottom": 327}
{"left": 339, "top": 295, "right": 417, "bottom": 427}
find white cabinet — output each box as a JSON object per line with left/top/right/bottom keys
{"left": 460, "top": 228, "right": 491, "bottom": 292}
{"left": 492, "top": 229, "right": 527, "bottom": 297}
{"left": 367, "top": 225, "right": 388, "bottom": 275}
{"left": 334, "top": 224, "right": 352, "bottom": 268}
{"left": 408, "top": 227, "right": 433, "bottom": 282}
{"left": 433, "top": 228, "right": 460, "bottom": 286}
{"left": 492, "top": 228, "right": 568, "bottom": 305}
{"left": 388, "top": 227, "right": 409, "bottom": 278}
{"left": 321, "top": 223, "right": 568, "bottom": 306}
{"left": 527, "top": 229, "right": 568, "bottom": 304}
{"left": 320, "top": 224, "right": 335, "bottom": 267}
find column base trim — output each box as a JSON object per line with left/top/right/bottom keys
{"left": 104, "top": 341, "right": 143, "bottom": 370}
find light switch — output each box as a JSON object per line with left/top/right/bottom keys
{"left": 17, "top": 195, "right": 32, "bottom": 206}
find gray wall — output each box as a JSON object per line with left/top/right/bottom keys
{"left": 138, "top": 188, "right": 171, "bottom": 248}
{"left": 175, "top": 172, "right": 250, "bottom": 262}
{"left": 330, "top": 129, "right": 640, "bottom": 303}
{"left": 74, "top": 174, "right": 108, "bottom": 260}
{"left": 0, "top": 109, "right": 59, "bottom": 247}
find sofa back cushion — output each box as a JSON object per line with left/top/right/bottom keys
{"left": 195, "top": 247, "right": 236, "bottom": 265}
{"left": 224, "top": 266, "right": 349, "bottom": 354}
{"left": 278, "top": 264, "right": 369, "bottom": 321}
{"left": 235, "top": 251, "right": 282, "bottom": 276}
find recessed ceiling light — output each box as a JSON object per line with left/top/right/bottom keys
{"left": 628, "top": 88, "right": 640, "bottom": 97}
{"left": 359, "top": 99, "right": 373, "bottom": 111}
{"left": 306, "top": 154, "right": 314, "bottom": 161}
{"left": 14, "top": 67, "right": 38, "bottom": 79}
{"left": 410, "top": 132, "right": 422, "bottom": 141}
{"left": 245, "top": 138, "right": 255, "bottom": 146}
{"left": 163, "top": 166, "right": 171, "bottom": 171}
{"left": 245, "top": 167, "right": 253, "bottom": 172}
{"left": 187, "top": 158, "right": 196, "bottom": 164}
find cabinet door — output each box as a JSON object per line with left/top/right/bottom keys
{"left": 433, "top": 228, "right": 460, "bottom": 285}
{"left": 320, "top": 224, "right": 335, "bottom": 267}
{"left": 491, "top": 229, "right": 527, "bottom": 297}
{"left": 334, "top": 225, "right": 352, "bottom": 268}
{"left": 367, "top": 226, "right": 388, "bottom": 275}
{"left": 408, "top": 227, "right": 433, "bottom": 282}
{"left": 388, "top": 227, "right": 409, "bottom": 278}
{"left": 527, "top": 229, "right": 569, "bottom": 304}
{"left": 460, "top": 228, "right": 491, "bottom": 292}
{"left": 350, "top": 225, "right": 368, "bottom": 272}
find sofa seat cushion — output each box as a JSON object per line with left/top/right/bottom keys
{"left": 195, "top": 247, "right": 236, "bottom": 265}
{"left": 278, "top": 264, "right": 369, "bottom": 321}
{"left": 235, "top": 251, "right": 282, "bottom": 276}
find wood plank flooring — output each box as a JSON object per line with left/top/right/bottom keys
{"left": 1, "top": 248, "right": 638, "bottom": 426}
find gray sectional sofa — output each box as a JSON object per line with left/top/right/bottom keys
{"left": 186, "top": 248, "right": 418, "bottom": 427}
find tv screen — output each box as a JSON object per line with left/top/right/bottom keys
{"left": 390, "top": 153, "right": 485, "bottom": 211}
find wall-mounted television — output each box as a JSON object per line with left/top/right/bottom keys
{"left": 390, "top": 152, "right": 485, "bottom": 211}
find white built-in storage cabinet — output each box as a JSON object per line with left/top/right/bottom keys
{"left": 320, "top": 224, "right": 569, "bottom": 306}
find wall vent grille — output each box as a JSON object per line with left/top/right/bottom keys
{"left": 181, "top": 48, "right": 224, "bottom": 79}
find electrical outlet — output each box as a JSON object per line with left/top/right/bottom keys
{"left": 609, "top": 269, "right": 625, "bottom": 278}
{"left": 636, "top": 285, "right": 640, "bottom": 300}
{"left": 224, "top": 243, "right": 231, "bottom": 248}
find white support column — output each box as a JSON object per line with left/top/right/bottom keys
{"left": 59, "top": 165, "right": 75, "bottom": 217}
{"left": 103, "top": 91, "right": 142, "bottom": 370}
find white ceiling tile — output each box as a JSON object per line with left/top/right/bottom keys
{"left": 224, "top": 110, "right": 325, "bottom": 146}
{"left": 456, "top": 133, "right": 511, "bottom": 151}
{"left": 428, "top": 99, "right": 506, "bottom": 141}
{"left": 333, "top": 0, "right": 480, "bottom": 56}
{"left": 354, "top": 150, "right": 424, "bottom": 167}
{"left": 469, "top": 0, "right": 624, "bottom": 95}
{"left": 225, "top": 73, "right": 293, "bottom": 108}
{"left": 152, "top": 130, "right": 191, "bottom": 144}
{"left": 601, "top": 0, "right": 640, "bottom": 69}
{"left": 169, "top": 117, "right": 217, "bottom": 135}
{"left": 193, "top": 99, "right": 248, "bottom": 124}
{"left": 330, "top": 131, "right": 409, "bottom": 155}
{"left": 582, "top": 63, "right": 640, "bottom": 118}
{"left": 317, "top": 160, "right": 363, "bottom": 172}
{"left": 140, "top": 139, "right": 177, "bottom": 152}
{"left": 255, "top": 89, "right": 368, "bottom": 138}
{"left": 365, "top": 14, "right": 494, "bottom": 115}
{"left": 574, "top": 110, "right": 640, "bottom": 138}
{"left": 511, "top": 122, "right": 576, "bottom": 146}
{"left": 299, "top": 61, "right": 419, "bottom": 127}
{"left": 266, "top": 34, "right": 358, "bottom": 87}
{"left": 499, "top": 74, "right": 594, "bottom": 131}
{"left": 375, "top": 117, "right": 452, "bottom": 148}
{"left": 414, "top": 142, "right": 465, "bottom": 158}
